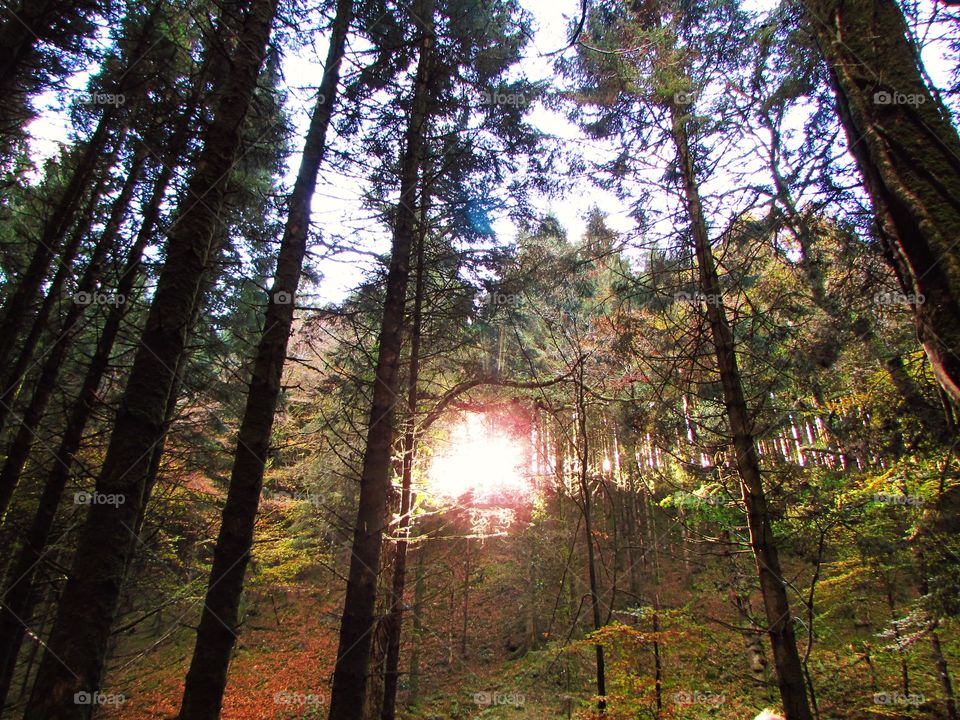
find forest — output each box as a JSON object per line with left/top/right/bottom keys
{"left": 0, "top": 0, "right": 958, "bottom": 718}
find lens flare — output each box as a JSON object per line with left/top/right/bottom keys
{"left": 427, "top": 413, "right": 529, "bottom": 501}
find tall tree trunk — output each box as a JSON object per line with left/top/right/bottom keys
{"left": 0, "top": 146, "right": 147, "bottom": 519}
{"left": 0, "top": 145, "right": 117, "bottom": 436}
{"left": 576, "top": 365, "right": 606, "bottom": 712}
{"left": 651, "top": 529, "right": 663, "bottom": 718}
{"left": 916, "top": 550, "right": 958, "bottom": 720}
{"left": 0, "top": 128, "right": 189, "bottom": 709}
{"left": 805, "top": 0, "right": 960, "bottom": 405}
{"left": 23, "top": 1, "right": 278, "bottom": 714}
{"left": 380, "top": 189, "right": 427, "bottom": 720}
{"left": 176, "top": 3, "right": 351, "bottom": 717}
{"left": 461, "top": 539, "right": 470, "bottom": 659}
{"left": 406, "top": 545, "right": 426, "bottom": 709}
{"left": 929, "top": 619, "right": 958, "bottom": 720}
{"left": 326, "top": 0, "right": 435, "bottom": 715}
{"left": 670, "top": 103, "right": 813, "bottom": 720}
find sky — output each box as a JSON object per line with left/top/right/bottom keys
{"left": 22, "top": 0, "right": 957, "bottom": 304}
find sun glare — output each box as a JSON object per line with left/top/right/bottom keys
{"left": 427, "top": 413, "right": 530, "bottom": 501}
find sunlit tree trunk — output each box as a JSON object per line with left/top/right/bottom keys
{"left": 805, "top": 0, "right": 960, "bottom": 406}
{"left": 670, "top": 102, "right": 813, "bottom": 720}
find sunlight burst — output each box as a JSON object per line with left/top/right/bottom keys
{"left": 427, "top": 413, "right": 530, "bottom": 501}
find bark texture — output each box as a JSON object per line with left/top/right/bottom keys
{"left": 177, "top": 2, "right": 352, "bottom": 716}
{"left": 22, "top": 1, "right": 278, "bottom": 714}
{"left": 806, "top": 0, "right": 960, "bottom": 406}
{"left": 671, "top": 103, "right": 813, "bottom": 720}
{"left": 327, "top": 1, "right": 435, "bottom": 715}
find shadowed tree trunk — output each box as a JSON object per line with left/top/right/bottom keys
{"left": 176, "top": 3, "right": 352, "bottom": 717}
{"left": 576, "top": 362, "right": 606, "bottom": 712}
{"left": 380, "top": 189, "right": 427, "bottom": 720}
{"left": 406, "top": 545, "right": 426, "bottom": 709}
{"left": 0, "top": 131, "right": 119, "bottom": 437}
{"left": 22, "top": 0, "right": 279, "bottom": 714}
{"left": 805, "top": 0, "right": 960, "bottom": 406}
{"left": 0, "top": 146, "right": 147, "bottom": 519}
{"left": 0, "top": 88, "right": 201, "bottom": 702}
{"left": 0, "top": 144, "right": 175, "bottom": 708}
{"left": 326, "top": 0, "right": 435, "bottom": 716}
{"left": 916, "top": 549, "right": 958, "bottom": 720}
{"left": 670, "top": 101, "right": 813, "bottom": 720}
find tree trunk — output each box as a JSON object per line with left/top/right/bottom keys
{"left": 0, "top": 146, "right": 147, "bottom": 519}
{"left": 461, "top": 540, "right": 470, "bottom": 659}
{"left": 0, "top": 147, "right": 117, "bottom": 437}
{"left": 805, "top": 0, "right": 960, "bottom": 405}
{"left": 23, "top": 1, "right": 278, "bottom": 714}
{"left": 380, "top": 188, "right": 427, "bottom": 720}
{"left": 326, "top": 0, "right": 435, "bottom": 715}
{"left": 576, "top": 366, "right": 606, "bottom": 712}
{"left": 670, "top": 103, "right": 813, "bottom": 720}
{"left": 929, "top": 620, "right": 958, "bottom": 720}
{"left": 0, "top": 131, "right": 187, "bottom": 710}
{"left": 916, "top": 551, "right": 958, "bottom": 720}
{"left": 406, "top": 546, "right": 426, "bottom": 709}
{"left": 176, "top": 3, "right": 351, "bottom": 717}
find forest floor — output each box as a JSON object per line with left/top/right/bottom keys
{"left": 42, "top": 473, "right": 951, "bottom": 720}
